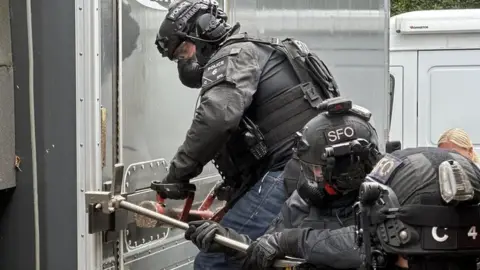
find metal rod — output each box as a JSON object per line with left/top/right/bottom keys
{"left": 119, "top": 200, "right": 305, "bottom": 268}
{"left": 170, "top": 208, "right": 214, "bottom": 220}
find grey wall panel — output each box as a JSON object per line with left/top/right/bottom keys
{"left": 0, "top": 0, "right": 15, "bottom": 190}
{"left": 0, "top": 67, "right": 15, "bottom": 190}
{"left": 31, "top": 0, "right": 78, "bottom": 268}
{"left": 0, "top": 0, "right": 35, "bottom": 268}
{"left": 2, "top": 0, "right": 77, "bottom": 268}
{"left": 0, "top": 0, "right": 12, "bottom": 66}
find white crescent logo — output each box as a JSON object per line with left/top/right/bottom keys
{"left": 135, "top": 0, "right": 169, "bottom": 11}
{"left": 431, "top": 227, "right": 449, "bottom": 242}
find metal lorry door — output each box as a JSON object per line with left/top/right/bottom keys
{"left": 104, "top": 1, "right": 226, "bottom": 270}
{"left": 417, "top": 50, "right": 480, "bottom": 153}
{"left": 99, "top": 0, "right": 391, "bottom": 269}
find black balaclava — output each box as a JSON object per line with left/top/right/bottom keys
{"left": 177, "top": 56, "right": 203, "bottom": 89}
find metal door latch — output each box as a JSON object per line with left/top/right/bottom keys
{"left": 85, "top": 164, "right": 128, "bottom": 234}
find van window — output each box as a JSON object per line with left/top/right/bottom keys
{"left": 388, "top": 67, "right": 404, "bottom": 144}
{"left": 389, "top": 74, "right": 395, "bottom": 123}
{"left": 428, "top": 67, "right": 480, "bottom": 145}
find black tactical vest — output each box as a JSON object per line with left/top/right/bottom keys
{"left": 210, "top": 34, "right": 340, "bottom": 205}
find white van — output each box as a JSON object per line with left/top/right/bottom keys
{"left": 389, "top": 9, "right": 480, "bottom": 152}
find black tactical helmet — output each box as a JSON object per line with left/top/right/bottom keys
{"left": 294, "top": 100, "right": 380, "bottom": 193}
{"left": 155, "top": 0, "right": 231, "bottom": 61}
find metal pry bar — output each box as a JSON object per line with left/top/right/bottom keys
{"left": 118, "top": 199, "right": 306, "bottom": 268}
{"left": 85, "top": 162, "right": 306, "bottom": 268}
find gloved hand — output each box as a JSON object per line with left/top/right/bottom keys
{"left": 214, "top": 185, "right": 236, "bottom": 201}
{"left": 185, "top": 220, "right": 247, "bottom": 256}
{"left": 150, "top": 179, "right": 195, "bottom": 200}
{"left": 243, "top": 233, "right": 284, "bottom": 270}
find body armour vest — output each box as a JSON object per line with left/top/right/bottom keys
{"left": 205, "top": 34, "right": 339, "bottom": 193}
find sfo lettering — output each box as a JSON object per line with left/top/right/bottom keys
{"left": 327, "top": 126, "right": 355, "bottom": 143}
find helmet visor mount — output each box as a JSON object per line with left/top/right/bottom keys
{"left": 322, "top": 138, "right": 374, "bottom": 193}
{"left": 155, "top": 35, "right": 169, "bottom": 57}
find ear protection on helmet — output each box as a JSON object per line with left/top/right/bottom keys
{"left": 195, "top": 13, "right": 228, "bottom": 41}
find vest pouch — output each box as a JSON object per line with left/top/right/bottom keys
{"left": 304, "top": 52, "right": 340, "bottom": 99}
{"left": 224, "top": 129, "right": 259, "bottom": 182}
{"left": 280, "top": 38, "right": 340, "bottom": 101}
{"left": 241, "top": 117, "right": 268, "bottom": 160}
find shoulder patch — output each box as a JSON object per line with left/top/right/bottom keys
{"left": 202, "top": 57, "right": 228, "bottom": 89}
{"left": 368, "top": 154, "right": 403, "bottom": 184}
{"left": 201, "top": 47, "right": 241, "bottom": 91}
{"left": 324, "top": 124, "right": 357, "bottom": 144}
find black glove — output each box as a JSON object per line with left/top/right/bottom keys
{"left": 185, "top": 220, "right": 247, "bottom": 256}
{"left": 243, "top": 233, "right": 284, "bottom": 270}
{"left": 150, "top": 180, "right": 196, "bottom": 200}
{"left": 214, "top": 185, "right": 236, "bottom": 201}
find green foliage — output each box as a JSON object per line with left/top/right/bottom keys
{"left": 391, "top": 0, "right": 480, "bottom": 16}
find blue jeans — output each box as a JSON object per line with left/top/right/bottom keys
{"left": 193, "top": 171, "right": 287, "bottom": 270}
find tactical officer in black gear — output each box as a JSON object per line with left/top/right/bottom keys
{"left": 356, "top": 147, "right": 480, "bottom": 270}
{"left": 184, "top": 100, "right": 382, "bottom": 269}
{"left": 153, "top": 1, "right": 340, "bottom": 269}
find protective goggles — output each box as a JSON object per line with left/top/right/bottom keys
{"left": 155, "top": 33, "right": 186, "bottom": 61}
